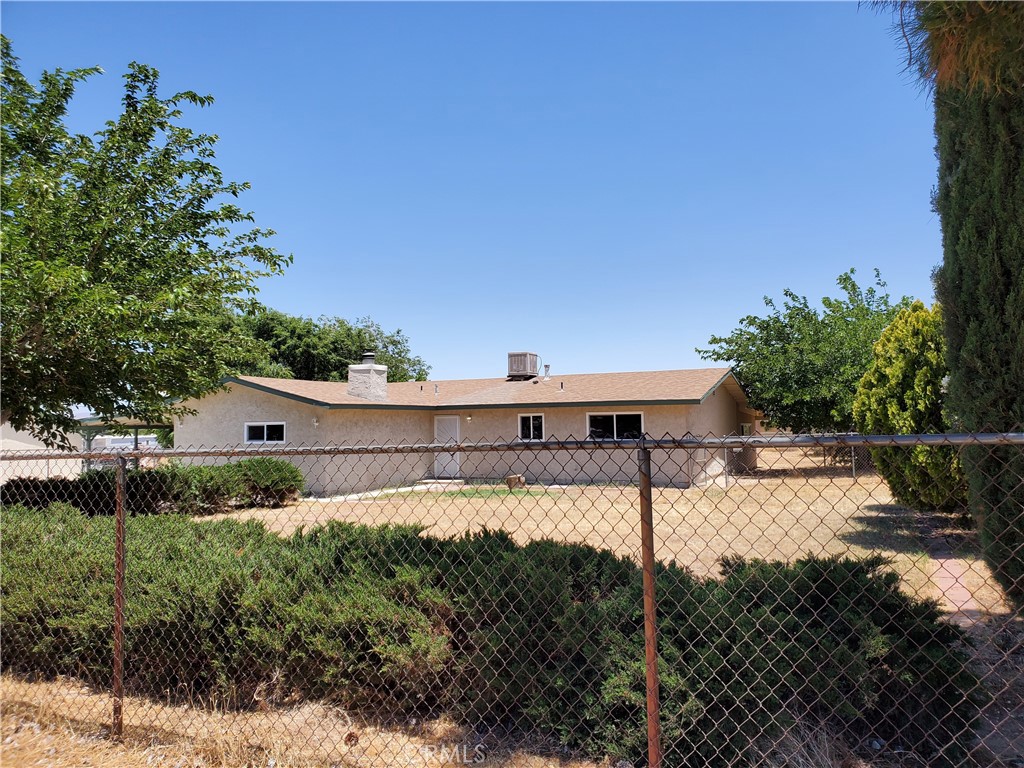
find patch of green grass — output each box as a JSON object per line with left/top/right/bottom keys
{"left": 386, "top": 485, "right": 558, "bottom": 500}
{"left": 438, "top": 487, "right": 555, "bottom": 499}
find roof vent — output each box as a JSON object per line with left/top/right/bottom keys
{"left": 507, "top": 352, "right": 539, "bottom": 381}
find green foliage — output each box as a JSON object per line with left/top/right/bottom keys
{"left": 1, "top": 507, "right": 979, "bottom": 765}
{"left": 151, "top": 463, "right": 241, "bottom": 516}
{"left": 933, "top": 81, "right": 1024, "bottom": 601}
{"left": 704, "top": 556, "right": 978, "bottom": 766}
{"left": 232, "top": 309, "right": 430, "bottom": 383}
{"left": 152, "top": 428, "right": 175, "bottom": 450}
{"left": 698, "top": 269, "right": 910, "bottom": 433}
{"left": 853, "top": 302, "right": 967, "bottom": 511}
{"left": 226, "top": 457, "right": 304, "bottom": 507}
{"left": 0, "top": 458, "right": 303, "bottom": 515}
{"left": 0, "top": 37, "right": 290, "bottom": 447}
{"left": 1, "top": 506, "right": 449, "bottom": 710}
{"left": 0, "top": 469, "right": 166, "bottom": 516}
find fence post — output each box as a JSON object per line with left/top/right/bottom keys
{"left": 851, "top": 445, "right": 857, "bottom": 480}
{"left": 637, "top": 442, "right": 662, "bottom": 768}
{"left": 112, "top": 455, "right": 127, "bottom": 742}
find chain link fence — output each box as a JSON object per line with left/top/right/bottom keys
{"left": 2, "top": 432, "right": 1022, "bottom": 768}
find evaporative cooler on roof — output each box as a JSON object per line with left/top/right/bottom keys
{"left": 507, "top": 352, "right": 539, "bottom": 381}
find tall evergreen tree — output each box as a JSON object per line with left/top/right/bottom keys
{"left": 933, "top": 84, "right": 1024, "bottom": 599}
{"left": 880, "top": 2, "right": 1024, "bottom": 598}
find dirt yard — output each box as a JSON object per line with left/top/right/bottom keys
{"left": 203, "top": 470, "right": 1008, "bottom": 613}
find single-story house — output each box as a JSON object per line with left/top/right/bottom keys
{"left": 174, "top": 353, "right": 761, "bottom": 495}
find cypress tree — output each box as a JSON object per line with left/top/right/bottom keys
{"left": 933, "top": 85, "right": 1024, "bottom": 600}
{"left": 853, "top": 302, "right": 966, "bottom": 512}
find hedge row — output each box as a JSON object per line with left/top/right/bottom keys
{"left": 1, "top": 505, "right": 980, "bottom": 766}
{"left": 0, "top": 457, "right": 304, "bottom": 515}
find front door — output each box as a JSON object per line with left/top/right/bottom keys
{"left": 433, "top": 415, "right": 461, "bottom": 478}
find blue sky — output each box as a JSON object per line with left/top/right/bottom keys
{"left": 3, "top": 2, "right": 939, "bottom": 380}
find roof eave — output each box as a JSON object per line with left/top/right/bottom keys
{"left": 222, "top": 375, "right": 736, "bottom": 412}
{"left": 433, "top": 399, "right": 704, "bottom": 411}
{"left": 224, "top": 376, "right": 335, "bottom": 409}
{"left": 698, "top": 369, "right": 740, "bottom": 404}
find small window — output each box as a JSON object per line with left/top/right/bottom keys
{"left": 588, "top": 413, "right": 643, "bottom": 440}
{"left": 519, "top": 414, "right": 544, "bottom": 441}
{"left": 245, "top": 422, "right": 286, "bottom": 444}
{"left": 740, "top": 423, "right": 753, "bottom": 437}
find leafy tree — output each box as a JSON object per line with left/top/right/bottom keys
{"left": 853, "top": 302, "right": 966, "bottom": 511}
{"left": 879, "top": 2, "right": 1024, "bottom": 599}
{"left": 234, "top": 310, "right": 430, "bottom": 383}
{"left": 348, "top": 316, "right": 430, "bottom": 382}
{"left": 0, "top": 37, "right": 290, "bottom": 447}
{"left": 698, "top": 270, "right": 910, "bottom": 433}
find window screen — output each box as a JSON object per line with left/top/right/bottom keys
{"left": 245, "top": 423, "right": 285, "bottom": 444}
{"left": 616, "top": 414, "right": 642, "bottom": 439}
{"left": 588, "top": 414, "right": 642, "bottom": 440}
{"left": 519, "top": 415, "right": 544, "bottom": 441}
{"left": 588, "top": 415, "right": 615, "bottom": 440}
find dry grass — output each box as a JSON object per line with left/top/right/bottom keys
{"left": 205, "top": 468, "right": 1009, "bottom": 611}
{"left": 2, "top": 712, "right": 159, "bottom": 768}
{"left": 747, "top": 718, "right": 869, "bottom": 768}
{"left": 1, "top": 676, "right": 601, "bottom": 768}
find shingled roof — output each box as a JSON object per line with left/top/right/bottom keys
{"left": 225, "top": 367, "right": 750, "bottom": 411}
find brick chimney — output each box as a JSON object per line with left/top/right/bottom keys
{"left": 347, "top": 352, "right": 388, "bottom": 401}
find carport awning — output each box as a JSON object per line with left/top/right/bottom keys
{"left": 78, "top": 415, "right": 172, "bottom": 431}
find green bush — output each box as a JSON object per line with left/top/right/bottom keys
{"left": 0, "top": 505, "right": 450, "bottom": 710}
{"left": 0, "top": 458, "right": 304, "bottom": 515}
{"left": 0, "top": 469, "right": 169, "bottom": 515}
{"left": 148, "top": 462, "right": 240, "bottom": 516}
{"left": 0, "top": 506, "right": 980, "bottom": 766}
{"left": 227, "top": 457, "right": 304, "bottom": 508}
{"left": 853, "top": 302, "right": 968, "bottom": 512}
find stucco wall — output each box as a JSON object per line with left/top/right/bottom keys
{"left": 0, "top": 454, "right": 84, "bottom": 483}
{"left": 175, "top": 384, "right": 749, "bottom": 493}
{"left": 175, "top": 386, "right": 433, "bottom": 448}
{"left": 669, "top": 387, "right": 755, "bottom": 484}
{"left": 175, "top": 386, "right": 434, "bottom": 495}
{"left": 0, "top": 425, "right": 84, "bottom": 482}
{"left": 433, "top": 399, "right": 745, "bottom": 487}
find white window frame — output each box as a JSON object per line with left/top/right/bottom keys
{"left": 586, "top": 412, "right": 644, "bottom": 441}
{"left": 244, "top": 421, "right": 287, "bottom": 445}
{"left": 518, "top": 413, "right": 545, "bottom": 442}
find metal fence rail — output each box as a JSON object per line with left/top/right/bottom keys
{"left": 1, "top": 432, "right": 1022, "bottom": 768}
